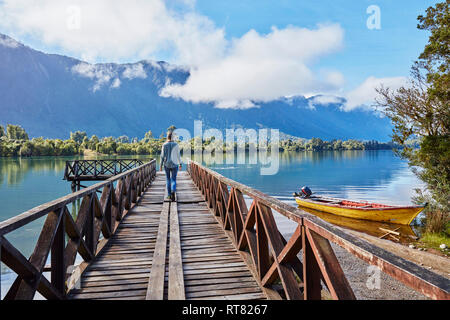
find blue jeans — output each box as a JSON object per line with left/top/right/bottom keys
{"left": 164, "top": 166, "right": 178, "bottom": 195}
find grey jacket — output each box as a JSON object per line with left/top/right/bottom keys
{"left": 161, "top": 141, "right": 181, "bottom": 168}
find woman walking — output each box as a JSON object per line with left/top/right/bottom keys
{"left": 160, "top": 131, "right": 182, "bottom": 201}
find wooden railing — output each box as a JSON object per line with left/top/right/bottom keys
{"left": 64, "top": 159, "right": 145, "bottom": 181}
{"left": 0, "top": 159, "right": 156, "bottom": 300}
{"left": 188, "top": 160, "right": 450, "bottom": 300}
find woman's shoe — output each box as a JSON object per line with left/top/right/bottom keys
{"left": 171, "top": 192, "right": 175, "bottom": 202}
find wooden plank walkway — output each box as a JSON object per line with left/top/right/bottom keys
{"left": 68, "top": 171, "right": 266, "bottom": 300}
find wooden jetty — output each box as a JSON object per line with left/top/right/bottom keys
{"left": 64, "top": 159, "right": 145, "bottom": 191}
{"left": 0, "top": 159, "right": 449, "bottom": 300}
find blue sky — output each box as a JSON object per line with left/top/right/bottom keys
{"left": 193, "top": 0, "right": 436, "bottom": 90}
{"left": 0, "top": 0, "right": 440, "bottom": 110}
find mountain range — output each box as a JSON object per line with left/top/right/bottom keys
{"left": 0, "top": 33, "right": 392, "bottom": 141}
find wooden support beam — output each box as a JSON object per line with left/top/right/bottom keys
{"left": 13, "top": 210, "right": 63, "bottom": 300}
{"left": 305, "top": 228, "right": 355, "bottom": 300}
{"left": 0, "top": 236, "right": 63, "bottom": 300}
{"left": 302, "top": 225, "right": 321, "bottom": 300}
{"left": 51, "top": 208, "right": 66, "bottom": 295}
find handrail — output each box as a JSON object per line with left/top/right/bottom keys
{"left": 187, "top": 160, "right": 450, "bottom": 300}
{"left": 0, "top": 159, "right": 157, "bottom": 300}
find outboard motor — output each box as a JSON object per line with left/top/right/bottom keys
{"left": 301, "top": 186, "right": 312, "bottom": 198}
{"left": 293, "top": 186, "right": 313, "bottom": 198}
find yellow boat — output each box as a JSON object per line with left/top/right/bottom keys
{"left": 294, "top": 195, "right": 425, "bottom": 225}
{"left": 298, "top": 206, "right": 418, "bottom": 241}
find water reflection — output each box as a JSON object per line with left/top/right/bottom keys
{"left": 297, "top": 206, "right": 418, "bottom": 243}
{"left": 0, "top": 157, "right": 71, "bottom": 187}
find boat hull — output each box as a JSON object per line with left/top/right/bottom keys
{"left": 295, "top": 197, "right": 424, "bottom": 225}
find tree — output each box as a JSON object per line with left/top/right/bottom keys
{"left": 116, "top": 135, "right": 130, "bottom": 144}
{"left": 88, "top": 135, "right": 100, "bottom": 150}
{"left": 417, "top": 1, "right": 450, "bottom": 105}
{"left": 141, "top": 130, "right": 153, "bottom": 143}
{"left": 70, "top": 131, "right": 88, "bottom": 144}
{"left": 375, "top": 1, "right": 449, "bottom": 233}
{"left": 0, "top": 125, "right": 5, "bottom": 137}
{"left": 6, "top": 124, "right": 29, "bottom": 140}
{"left": 19, "top": 141, "right": 33, "bottom": 157}
{"left": 306, "top": 138, "right": 324, "bottom": 151}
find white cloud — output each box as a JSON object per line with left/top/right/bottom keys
{"left": 215, "top": 99, "right": 258, "bottom": 110}
{"left": 0, "top": 0, "right": 224, "bottom": 66}
{"left": 71, "top": 62, "right": 116, "bottom": 92}
{"left": 343, "top": 76, "right": 408, "bottom": 111}
{"left": 161, "top": 25, "right": 345, "bottom": 108}
{"left": 122, "top": 63, "right": 147, "bottom": 80}
{"left": 111, "top": 78, "right": 121, "bottom": 89}
{"left": 307, "top": 95, "right": 343, "bottom": 109}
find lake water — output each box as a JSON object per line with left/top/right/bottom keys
{"left": 0, "top": 150, "right": 424, "bottom": 297}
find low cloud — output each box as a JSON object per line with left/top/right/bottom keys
{"left": 307, "top": 95, "right": 343, "bottom": 109}
{"left": 122, "top": 63, "right": 147, "bottom": 80}
{"left": 343, "top": 76, "right": 408, "bottom": 111}
{"left": 71, "top": 63, "right": 116, "bottom": 92}
{"left": 161, "top": 25, "right": 345, "bottom": 108}
{"left": 110, "top": 78, "right": 121, "bottom": 89}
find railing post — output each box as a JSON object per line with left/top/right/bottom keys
{"left": 74, "top": 162, "right": 79, "bottom": 180}
{"left": 132, "top": 174, "right": 138, "bottom": 204}
{"left": 100, "top": 183, "right": 113, "bottom": 236}
{"left": 51, "top": 207, "right": 66, "bottom": 297}
{"left": 85, "top": 199, "right": 95, "bottom": 255}
{"left": 115, "top": 178, "right": 124, "bottom": 223}
{"left": 302, "top": 225, "right": 322, "bottom": 300}
{"left": 256, "top": 208, "right": 270, "bottom": 280}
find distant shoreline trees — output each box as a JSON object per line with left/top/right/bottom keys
{"left": 0, "top": 124, "right": 406, "bottom": 158}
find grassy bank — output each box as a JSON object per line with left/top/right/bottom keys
{"left": 415, "top": 232, "right": 450, "bottom": 257}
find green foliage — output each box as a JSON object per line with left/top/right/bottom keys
{"left": 96, "top": 137, "right": 117, "bottom": 154}
{"left": 0, "top": 125, "right": 5, "bottom": 137}
{"left": 375, "top": 1, "right": 450, "bottom": 232}
{"left": 141, "top": 130, "right": 153, "bottom": 143}
{"left": 19, "top": 141, "right": 33, "bottom": 157}
{"left": 417, "top": 0, "right": 450, "bottom": 104}
{"left": 116, "top": 135, "right": 130, "bottom": 144}
{"left": 417, "top": 232, "right": 450, "bottom": 254}
{"left": 70, "top": 131, "right": 87, "bottom": 144}
{"left": 6, "top": 124, "right": 29, "bottom": 140}
{"left": 278, "top": 138, "right": 383, "bottom": 152}
{"left": 0, "top": 124, "right": 396, "bottom": 158}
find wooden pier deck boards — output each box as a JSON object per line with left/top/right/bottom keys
{"left": 68, "top": 171, "right": 266, "bottom": 300}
